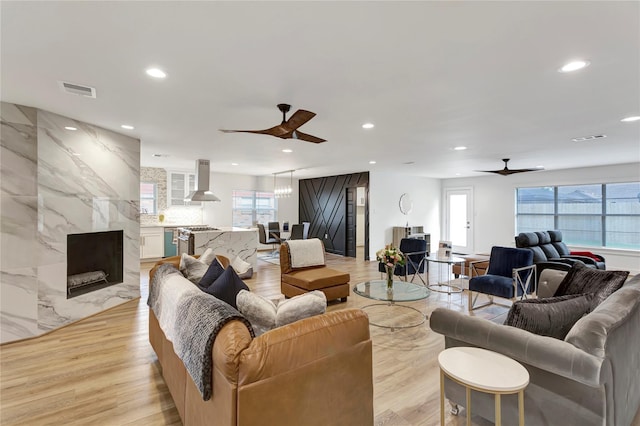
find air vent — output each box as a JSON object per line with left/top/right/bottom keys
{"left": 571, "top": 134, "right": 607, "bottom": 142}
{"left": 58, "top": 81, "right": 97, "bottom": 98}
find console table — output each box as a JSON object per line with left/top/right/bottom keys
{"left": 392, "top": 226, "right": 430, "bottom": 254}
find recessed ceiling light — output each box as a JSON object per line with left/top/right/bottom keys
{"left": 121, "top": 124, "right": 134, "bottom": 130}
{"left": 536, "top": 165, "right": 545, "bottom": 169}
{"left": 231, "top": 163, "right": 239, "bottom": 166}
{"left": 282, "top": 149, "right": 293, "bottom": 153}
{"left": 146, "top": 68, "right": 167, "bottom": 78}
{"left": 621, "top": 116, "right": 640, "bottom": 122}
{"left": 362, "top": 123, "right": 374, "bottom": 129}
{"left": 64, "top": 126, "right": 77, "bottom": 131}
{"left": 559, "top": 60, "right": 590, "bottom": 73}
{"left": 453, "top": 146, "right": 467, "bottom": 151}
{"left": 571, "top": 134, "right": 607, "bottom": 142}
{"left": 369, "top": 160, "right": 376, "bottom": 164}
{"left": 455, "top": 173, "right": 461, "bottom": 176}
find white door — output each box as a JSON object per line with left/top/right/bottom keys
{"left": 444, "top": 187, "right": 473, "bottom": 254}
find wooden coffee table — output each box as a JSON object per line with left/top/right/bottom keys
{"left": 438, "top": 347, "right": 529, "bottom": 426}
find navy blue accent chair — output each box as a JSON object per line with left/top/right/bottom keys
{"left": 468, "top": 246, "right": 536, "bottom": 311}
{"left": 378, "top": 238, "right": 428, "bottom": 284}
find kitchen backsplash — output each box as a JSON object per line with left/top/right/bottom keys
{"left": 140, "top": 167, "right": 203, "bottom": 226}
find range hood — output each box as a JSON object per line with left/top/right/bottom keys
{"left": 185, "top": 159, "right": 221, "bottom": 202}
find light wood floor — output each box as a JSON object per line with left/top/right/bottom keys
{"left": 1, "top": 254, "right": 639, "bottom": 426}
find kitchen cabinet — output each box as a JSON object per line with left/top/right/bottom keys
{"left": 168, "top": 171, "right": 201, "bottom": 206}
{"left": 140, "top": 227, "right": 164, "bottom": 259}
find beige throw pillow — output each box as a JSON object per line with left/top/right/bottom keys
{"left": 231, "top": 255, "right": 251, "bottom": 274}
{"left": 199, "top": 248, "right": 217, "bottom": 265}
{"left": 236, "top": 290, "right": 327, "bottom": 336}
{"left": 179, "top": 253, "right": 209, "bottom": 284}
{"left": 275, "top": 291, "right": 327, "bottom": 327}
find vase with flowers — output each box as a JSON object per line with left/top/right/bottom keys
{"left": 376, "top": 244, "right": 405, "bottom": 291}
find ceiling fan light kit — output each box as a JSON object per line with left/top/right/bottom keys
{"left": 220, "top": 104, "right": 326, "bottom": 143}
{"left": 477, "top": 158, "right": 543, "bottom": 176}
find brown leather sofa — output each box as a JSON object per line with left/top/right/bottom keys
{"left": 148, "top": 256, "right": 373, "bottom": 426}
{"left": 279, "top": 240, "right": 350, "bottom": 302}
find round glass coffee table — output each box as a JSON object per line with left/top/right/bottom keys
{"left": 353, "top": 280, "right": 429, "bottom": 331}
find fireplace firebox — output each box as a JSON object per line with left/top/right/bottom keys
{"left": 66, "top": 230, "right": 124, "bottom": 298}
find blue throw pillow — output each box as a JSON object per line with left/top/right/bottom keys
{"left": 203, "top": 267, "right": 249, "bottom": 309}
{"left": 197, "top": 258, "right": 225, "bottom": 290}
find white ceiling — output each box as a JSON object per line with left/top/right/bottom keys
{"left": 2, "top": 1, "right": 639, "bottom": 179}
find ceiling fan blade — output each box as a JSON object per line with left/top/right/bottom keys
{"left": 293, "top": 130, "right": 326, "bottom": 144}
{"left": 219, "top": 124, "right": 289, "bottom": 137}
{"left": 278, "top": 129, "right": 326, "bottom": 143}
{"left": 283, "top": 110, "right": 316, "bottom": 131}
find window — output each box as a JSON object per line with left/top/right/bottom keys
{"left": 516, "top": 182, "right": 640, "bottom": 250}
{"left": 140, "top": 182, "right": 157, "bottom": 214}
{"left": 232, "top": 190, "right": 276, "bottom": 227}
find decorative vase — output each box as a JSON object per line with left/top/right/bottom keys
{"left": 385, "top": 265, "right": 394, "bottom": 291}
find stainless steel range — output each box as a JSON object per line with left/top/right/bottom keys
{"left": 177, "top": 226, "right": 220, "bottom": 255}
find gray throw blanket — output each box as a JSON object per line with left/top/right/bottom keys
{"left": 148, "top": 263, "right": 255, "bottom": 400}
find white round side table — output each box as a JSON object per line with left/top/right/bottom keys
{"left": 438, "top": 347, "right": 529, "bottom": 426}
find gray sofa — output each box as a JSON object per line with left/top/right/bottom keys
{"left": 430, "top": 272, "right": 640, "bottom": 426}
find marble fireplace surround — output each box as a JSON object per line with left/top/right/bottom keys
{"left": 0, "top": 102, "right": 141, "bottom": 344}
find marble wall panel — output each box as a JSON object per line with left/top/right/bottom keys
{"left": 37, "top": 110, "right": 140, "bottom": 200}
{"left": 0, "top": 267, "right": 38, "bottom": 342}
{"left": 1, "top": 115, "right": 37, "bottom": 196}
{"left": 1, "top": 195, "right": 38, "bottom": 270}
{"left": 0, "top": 102, "right": 37, "bottom": 126}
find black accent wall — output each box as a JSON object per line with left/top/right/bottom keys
{"left": 299, "top": 172, "right": 369, "bottom": 259}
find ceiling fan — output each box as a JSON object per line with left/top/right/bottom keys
{"left": 219, "top": 103, "right": 326, "bottom": 144}
{"left": 477, "top": 158, "right": 543, "bottom": 176}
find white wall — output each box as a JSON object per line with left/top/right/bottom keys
{"left": 442, "top": 162, "right": 640, "bottom": 273}
{"left": 369, "top": 171, "right": 441, "bottom": 261}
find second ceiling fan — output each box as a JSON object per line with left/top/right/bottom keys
{"left": 219, "top": 103, "right": 326, "bottom": 144}
{"left": 477, "top": 158, "right": 543, "bottom": 176}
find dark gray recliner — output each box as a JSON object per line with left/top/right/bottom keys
{"left": 547, "top": 230, "right": 606, "bottom": 270}
{"left": 515, "top": 230, "right": 605, "bottom": 280}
